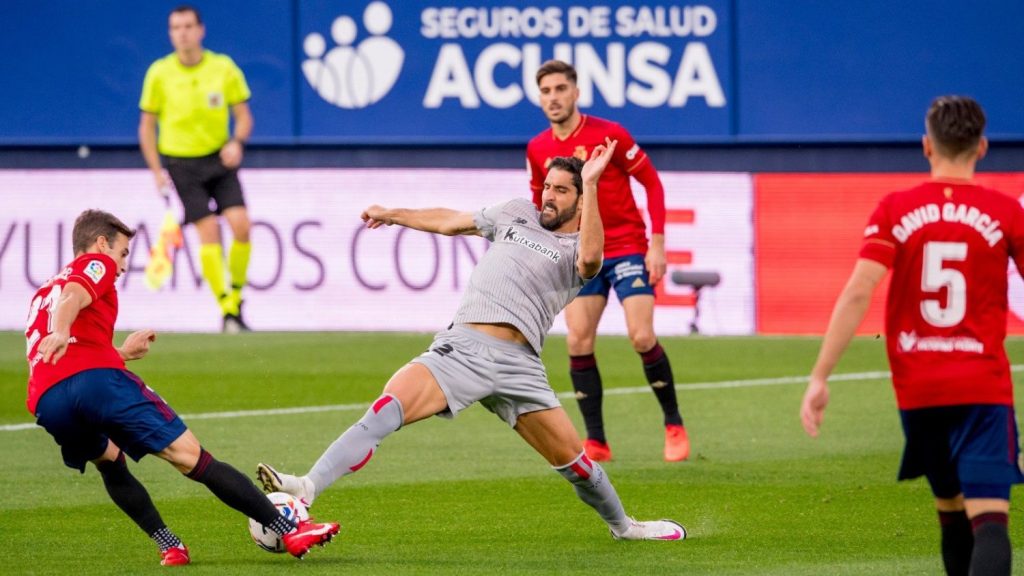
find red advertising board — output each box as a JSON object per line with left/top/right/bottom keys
{"left": 755, "top": 173, "right": 1024, "bottom": 334}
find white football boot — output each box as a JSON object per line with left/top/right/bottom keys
{"left": 257, "top": 463, "right": 317, "bottom": 506}
{"left": 612, "top": 518, "right": 687, "bottom": 541}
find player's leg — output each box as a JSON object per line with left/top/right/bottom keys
{"left": 621, "top": 293, "right": 689, "bottom": 461}
{"left": 212, "top": 168, "right": 251, "bottom": 326}
{"left": 90, "top": 442, "right": 190, "bottom": 565}
{"left": 35, "top": 370, "right": 187, "bottom": 565}
{"left": 514, "top": 407, "right": 685, "bottom": 541}
{"left": 903, "top": 407, "right": 973, "bottom": 575}
{"left": 963, "top": 497, "right": 1011, "bottom": 576}
{"left": 158, "top": 429, "right": 338, "bottom": 558}
{"left": 260, "top": 362, "right": 448, "bottom": 504}
{"left": 565, "top": 293, "right": 611, "bottom": 460}
{"left": 933, "top": 494, "right": 972, "bottom": 576}
{"left": 166, "top": 157, "right": 234, "bottom": 325}
{"left": 957, "top": 405, "right": 1022, "bottom": 576}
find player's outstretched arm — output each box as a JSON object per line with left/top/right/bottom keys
{"left": 361, "top": 205, "right": 480, "bottom": 236}
{"left": 801, "top": 258, "right": 887, "bottom": 436}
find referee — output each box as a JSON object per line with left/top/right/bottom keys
{"left": 139, "top": 5, "right": 254, "bottom": 333}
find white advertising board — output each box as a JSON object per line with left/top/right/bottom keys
{"left": 0, "top": 169, "right": 753, "bottom": 335}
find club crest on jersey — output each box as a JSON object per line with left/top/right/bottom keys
{"left": 208, "top": 92, "right": 224, "bottom": 108}
{"left": 573, "top": 146, "right": 588, "bottom": 161}
{"left": 84, "top": 260, "right": 106, "bottom": 283}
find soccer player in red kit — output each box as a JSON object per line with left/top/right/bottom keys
{"left": 526, "top": 59, "right": 688, "bottom": 462}
{"left": 801, "top": 96, "right": 1024, "bottom": 576}
{"left": 25, "top": 209, "right": 338, "bottom": 566}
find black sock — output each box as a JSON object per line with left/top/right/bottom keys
{"left": 185, "top": 448, "right": 296, "bottom": 532}
{"left": 938, "top": 510, "right": 972, "bottom": 576}
{"left": 570, "top": 354, "right": 606, "bottom": 443}
{"left": 640, "top": 342, "right": 683, "bottom": 427}
{"left": 96, "top": 452, "right": 172, "bottom": 541}
{"left": 970, "top": 512, "right": 1010, "bottom": 576}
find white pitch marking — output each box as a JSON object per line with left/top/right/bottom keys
{"left": 4, "top": 366, "right": 1021, "bottom": 433}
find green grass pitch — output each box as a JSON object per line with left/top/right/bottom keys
{"left": 0, "top": 331, "right": 1021, "bottom": 575}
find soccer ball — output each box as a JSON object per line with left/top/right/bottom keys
{"left": 248, "top": 491, "right": 310, "bottom": 553}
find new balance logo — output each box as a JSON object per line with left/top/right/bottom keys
{"left": 431, "top": 344, "right": 454, "bottom": 357}
{"left": 302, "top": 1, "right": 404, "bottom": 109}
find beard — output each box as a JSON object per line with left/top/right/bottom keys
{"left": 539, "top": 198, "right": 579, "bottom": 231}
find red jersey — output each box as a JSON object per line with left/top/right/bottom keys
{"left": 25, "top": 253, "right": 125, "bottom": 414}
{"left": 527, "top": 114, "right": 665, "bottom": 258}
{"left": 859, "top": 181, "right": 1024, "bottom": 409}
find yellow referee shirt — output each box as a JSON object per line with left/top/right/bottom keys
{"left": 139, "top": 50, "right": 251, "bottom": 157}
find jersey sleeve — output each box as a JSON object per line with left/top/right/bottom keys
{"left": 1006, "top": 199, "right": 1024, "bottom": 278}
{"left": 67, "top": 254, "right": 117, "bottom": 302}
{"left": 526, "top": 146, "right": 545, "bottom": 208}
{"left": 139, "top": 61, "right": 163, "bottom": 114}
{"left": 474, "top": 199, "right": 516, "bottom": 241}
{"left": 224, "top": 56, "right": 252, "bottom": 105}
{"left": 859, "top": 197, "right": 897, "bottom": 268}
{"left": 610, "top": 123, "right": 650, "bottom": 175}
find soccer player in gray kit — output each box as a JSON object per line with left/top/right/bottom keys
{"left": 259, "top": 138, "right": 685, "bottom": 542}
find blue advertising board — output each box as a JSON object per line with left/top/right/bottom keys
{"left": 296, "top": 0, "right": 733, "bottom": 143}
{"left": 0, "top": 1, "right": 1021, "bottom": 145}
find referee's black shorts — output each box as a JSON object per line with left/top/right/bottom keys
{"left": 164, "top": 152, "right": 246, "bottom": 224}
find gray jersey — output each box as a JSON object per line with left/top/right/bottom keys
{"left": 451, "top": 198, "right": 584, "bottom": 354}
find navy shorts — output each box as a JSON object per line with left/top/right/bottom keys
{"left": 34, "top": 368, "right": 187, "bottom": 472}
{"left": 898, "top": 404, "right": 1024, "bottom": 500}
{"left": 578, "top": 254, "right": 655, "bottom": 300}
{"left": 165, "top": 152, "right": 246, "bottom": 225}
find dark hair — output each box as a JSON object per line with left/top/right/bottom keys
{"left": 72, "top": 210, "right": 136, "bottom": 255}
{"left": 547, "top": 156, "right": 584, "bottom": 195}
{"left": 536, "top": 60, "right": 577, "bottom": 87}
{"left": 926, "top": 96, "right": 986, "bottom": 158}
{"left": 170, "top": 4, "right": 203, "bottom": 24}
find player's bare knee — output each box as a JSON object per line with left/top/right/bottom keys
{"left": 566, "top": 333, "right": 596, "bottom": 355}
{"left": 630, "top": 331, "right": 657, "bottom": 353}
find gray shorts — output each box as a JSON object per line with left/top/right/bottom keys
{"left": 411, "top": 325, "right": 561, "bottom": 427}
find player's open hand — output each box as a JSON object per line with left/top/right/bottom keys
{"left": 37, "top": 332, "right": 70, "bottom": 365}
{"left": 800, "top": 377, "right": 830, "bottom": 437}
{"left": 361, "top": 205, "right": 393, "bottom": 229}
{"left": 120, "top": 329, "right": 157, "bottom": 361}
{"left": 582, "top": 137, "right": 618, "bottom": 186}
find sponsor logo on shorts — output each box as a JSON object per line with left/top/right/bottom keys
{"left": 84, "top": 260, "right": 106, "bottom": 283}
{"left": 613, "top": 260, "right": 644, "bottom": 282}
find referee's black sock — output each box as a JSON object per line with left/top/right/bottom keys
{"left": 570, "top": 354, "right": 606, "bottom": 443}
{"left": 96, "top": 451, "right": 179, "bottom": 549}
{"left": 640, "top": 342, "right": 683, "bottom": 427}
{"left": 937, "top": 510, "right": 972, "bottom": 576}
{"left": 185, "top": 448, "right": 296, "bottom": 534}
{"left": 970, "top": 512, "right": 1010, "bottom": 576}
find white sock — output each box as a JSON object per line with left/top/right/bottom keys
{"left": 306, "top": 394, "right": 404, "bottom": 497}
